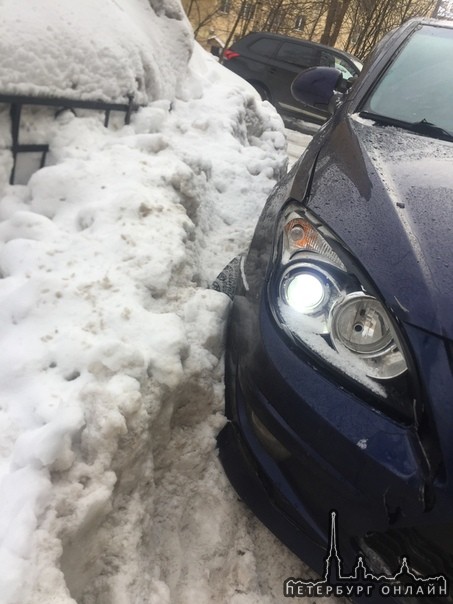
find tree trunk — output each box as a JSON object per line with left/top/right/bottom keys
{"left": 320, "top": 0, "right": 339, "bottom": 45}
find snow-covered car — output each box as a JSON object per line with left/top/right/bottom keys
{"left": 218, "top": 17, "right": 453, "bottom": 601}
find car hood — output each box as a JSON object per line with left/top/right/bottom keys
{"left": 304, "top": 114, "right": 453, "bottom": 339}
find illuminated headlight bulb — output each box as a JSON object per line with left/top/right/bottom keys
{"left": 285, "top": 272, "right": 326, "bottom": 313}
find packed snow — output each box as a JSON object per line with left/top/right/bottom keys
{"left": 0, "top": 0, "right": 192, "bottom": 105}
{"left": 0, "top": 2, "right": 330, "bottom": 603}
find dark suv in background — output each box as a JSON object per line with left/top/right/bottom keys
{"left": 222, "top": 32, "right": 362, "bottom": 124}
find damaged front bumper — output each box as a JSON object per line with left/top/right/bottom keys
{"left": 218, "top": 285, "right": 453, "bottom": 602}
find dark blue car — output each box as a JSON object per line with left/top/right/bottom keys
{"left": 217, "top": 17, "right": 453, "bottom": 603}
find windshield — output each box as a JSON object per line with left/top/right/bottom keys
{"left": 362, "top": 25, "right": 453, "bottom": 137}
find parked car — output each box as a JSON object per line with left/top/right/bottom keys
{"left": 217, "top": 17, "right": 453, "bottom": 602}
{"left": 222, "top": 31, "right": 362, "bottom": 124}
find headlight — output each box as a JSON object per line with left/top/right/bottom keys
{"left": 280, "top": 263, "right": 341, "bottom": 331}
{"left": 272, "top": 208, "right": 409, "bottom": 389}
{"left": 284, "top": 270, "right": 326, "bottom": 313}
{"left": 330, "top": 293, "right": 407, "bottom": 380}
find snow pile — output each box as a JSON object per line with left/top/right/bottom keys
{"left": 0, "top": 4, "right": 322, "bottom": 601}
{"left": 0, "top": 0, "right": 192, "bottom": 104}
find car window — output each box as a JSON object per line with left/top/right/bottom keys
{"left": 334, "top": 56, "right": 357, "bottom": 80}
{"left": 362, "top": 25, "right": 453, "bottom": 135}
{"left": 276, "top": 42, "right": 320, "bottom": 68}
{"left": 320, "top": 51, "right": 335, "bottom": 68}
{"left": 249, "top": 38, "right": 280, "bottom": 58}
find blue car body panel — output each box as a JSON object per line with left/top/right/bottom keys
{"left": 218, "top": 17, "right": 453, "bottom": 603}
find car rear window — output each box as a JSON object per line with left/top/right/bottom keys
{"left": 276, "top": 42, "right": 320, "bottom": 67}
{"left": 249, "top": 38, "right": 280, "bottom": 57}
{"left": 320, "top": 51, "right": 336, "bottom": 68}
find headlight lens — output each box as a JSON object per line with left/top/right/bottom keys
{"left": 273, "top": 208, "right": 409, "bottom": 386}
{"left": 280, "top": 262, "right": 342, "bottom": 334}
{"left": 330, "top": 293, "right": 407, "bottom": 380}
{"left": 330, "top": 294, "right": 393, "bottom": 355}
{"left": 285, "top": 271, "right": 325, "bottom": 313}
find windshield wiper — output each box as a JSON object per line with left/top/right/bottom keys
{"left": 405, "top": 119, "right": 453, "bottom": 141}
{"left": 360, "top": 112, "right": 453, "bottom": 142}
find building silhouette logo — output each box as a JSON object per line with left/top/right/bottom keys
{"left": 284, "top": 511, "right": 449, "bottom": 599}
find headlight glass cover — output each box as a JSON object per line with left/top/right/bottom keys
{"left": 271, "top": 207, "right": 409, "bottom": 390}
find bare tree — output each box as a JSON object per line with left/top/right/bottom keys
{"left": 320, "top": 0, "right": 353, "bottom": 45}
{"left": 345, "top": 0, "right": 436, "bottom": 58}
{"left": 221, "top": 0, "right": 256, "bottom": 56}
{"left": 181, "top": 0, "right": 222, "bottom": 38}
{"left": 182, "top": 0, "right": 437, "bottom": 61}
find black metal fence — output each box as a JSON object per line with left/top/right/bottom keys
{"left": 0, "top": 94, "right": 139, "bottom": 184}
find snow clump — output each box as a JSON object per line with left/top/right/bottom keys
{"left": 0, "top": 2, "right": 320, "bottom": 603}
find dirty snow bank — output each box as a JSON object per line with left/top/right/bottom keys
{"left": 0, "top": 7, "right": 322, "bottom": 599}
{"left": 0, "top": 0, "right": 192, "bottom": 104}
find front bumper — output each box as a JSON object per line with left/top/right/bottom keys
{"left": 218, "top": 290, "right": 453, "bottom": 601}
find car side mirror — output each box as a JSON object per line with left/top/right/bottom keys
{"left": 291, "top": 67, "right": 345, "bottom": 115}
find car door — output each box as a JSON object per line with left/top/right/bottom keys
{"left": 242, "top": 36, "right": 282, "bottom": 99}
{"left": 267, "top": 41, "right": 323, "bottom": 119}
